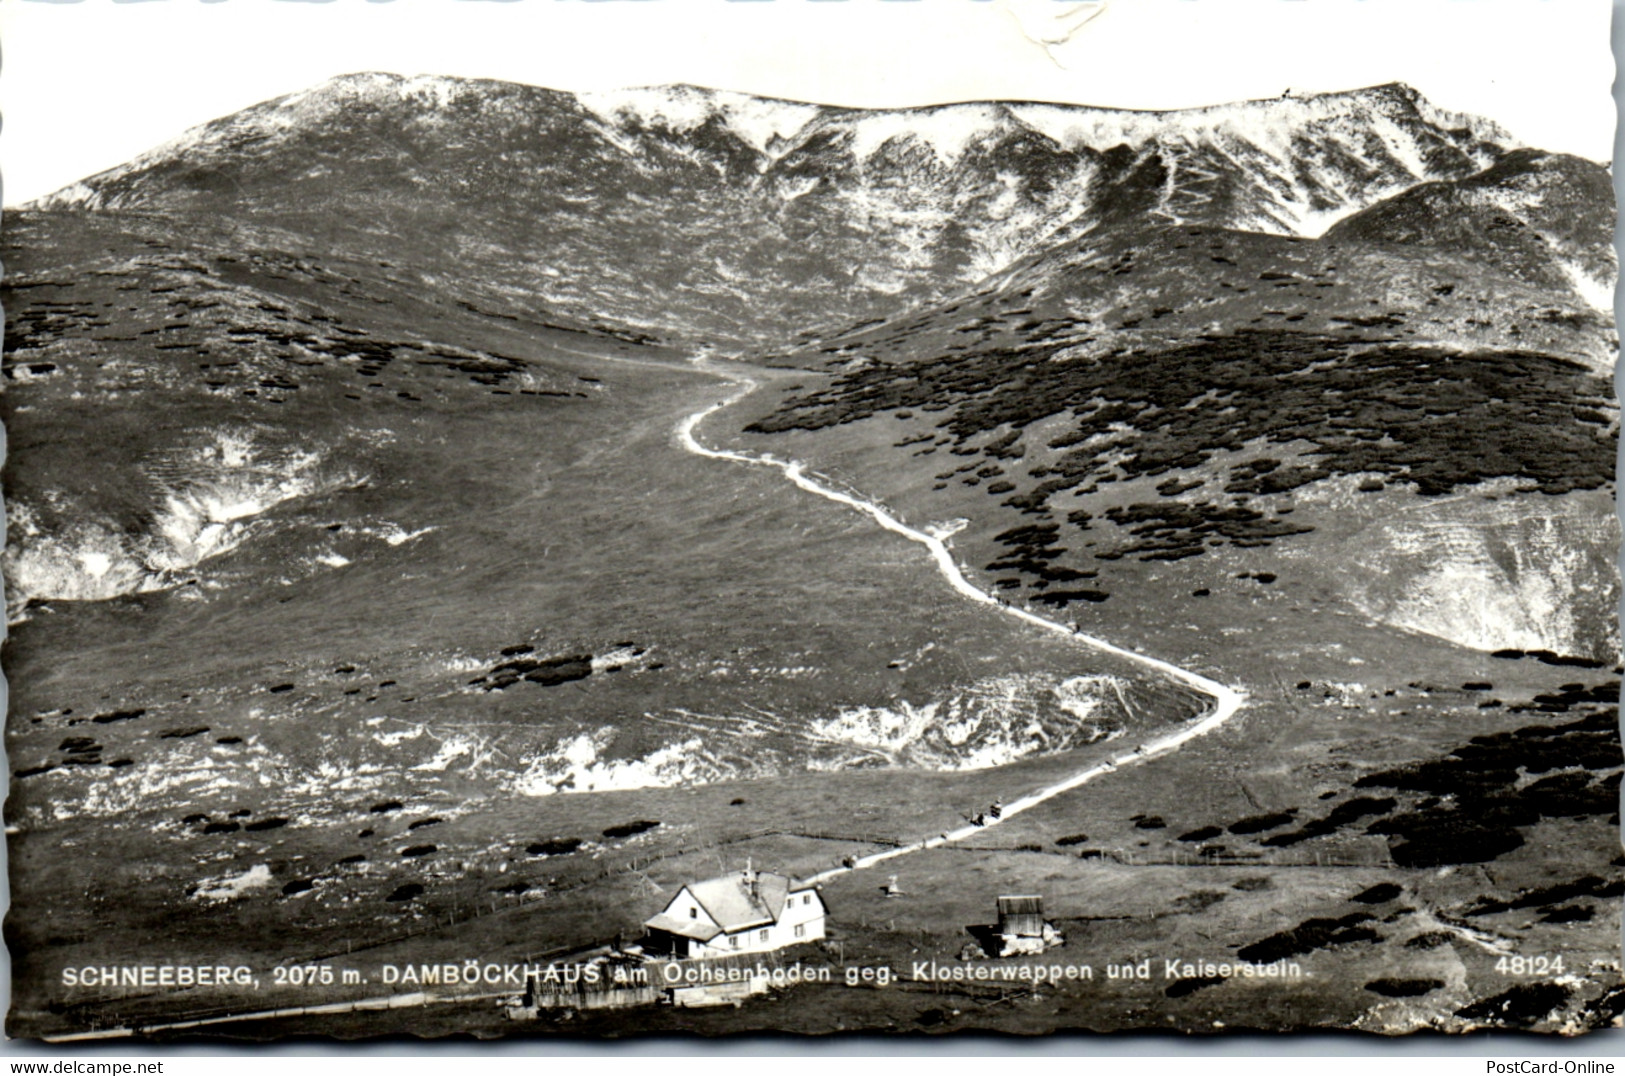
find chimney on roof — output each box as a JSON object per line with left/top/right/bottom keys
{"left": 744, "top": 857, "right": 760, "bottom": 901}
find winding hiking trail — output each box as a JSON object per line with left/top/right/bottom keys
{"left": 675, "top": 359, "right": 1248, "bottom": 883}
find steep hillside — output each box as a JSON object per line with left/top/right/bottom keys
{"left": 1326, "top": 148, "right": 1617, "bottom": 308}
{"left": 731, "top": 153, "right": 1618, "bottom": 662}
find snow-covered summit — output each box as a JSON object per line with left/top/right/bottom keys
{"left": 577, "top": 85, "right": 823, "bottom": 158}
{"left": 24, "top": 73, "right": 1551, "bottom": 349}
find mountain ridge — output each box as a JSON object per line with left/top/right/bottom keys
{"left": 28, "top": 73, "right": 1526, "bottom": 350}
{"left": 31, "top": 75, "right": 1514, "bottom": 208}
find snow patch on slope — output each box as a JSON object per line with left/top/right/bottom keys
{"left": 807, "top": 672, "right": 1127, "bottom": 771}
{"left": 843, "top": 104, "right": 1020, "bottom": 166}
{"left": 509, "top": 730, "right": 734, "bottom": 795}
{"left": 578, "top": 86, "right": 821, "bottom": 157}
{"left": 193, "top": 863, "right": 275, "bottom": 904}
{"left": 1343, "top": 504, "right": 1620, "bottom": 660}
{"left": 1558, "top": 261, "right": 1616, "bottom": 312}
{"left": 6, "top": 427, "right": 357, "bottom": 615}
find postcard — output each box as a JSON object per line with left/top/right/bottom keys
{"left": 1, "top": 0, "right": 1618, "bottom": 1041}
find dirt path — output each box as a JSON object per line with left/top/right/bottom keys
{"left": 674, "top": 359, "right": 1248, "bottom": 882}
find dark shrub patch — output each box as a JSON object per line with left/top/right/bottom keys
{"left": 1035, "top": 589, "right": 1110, "bottom": 605}
{"left": 472, "top": 653, "right": 594, "bottom": 691}
{"left": 1350, "top": 883, "right": 1402, "bottom": 904}
{"left": 1237, "top": 913, "right": 1379, "bottom": 963}
{"left": 1365, "top": 978, "right": 1443, "bottom": 998}
{"left": 1538, "top": 904, "right": 1594, "bottom": 923}
{"left": 1173, "top": 890, "right": 1227, "bottom": 914}
{"left": 1102, "top": 502, "right": 1312, "bottom": 561}
{"left": 527, "top": 838, "right": 582, "bottom": 856}
{"left": 603, "top": 820, "right": 661, "bottom": 839}
{"left": 91, "top": 708, "right": 145, "bottom": 724}
{"left": 1348, "top": 702, "right": 1621, "bottom": 866}
{"left": 1229, "top": 810, "right": 1296, "bottom": 835}
{"left": 1466, "top": 875, "right": 1620, "bottom": 916}
{"left": 1262, "top": 797, "right": 1396, "bottom": 846}
{"left": 1404, "top": 932, "right": 1453, "bottom": 950}
{"left": 1378, "top": 816, "right": 1527, "bottom": 868}
{"left": 386, "top": 884, "right": 424, "bottom": 902}
{"left": 1454, "top": 983, "right": 1570, "bottom": 1027}
{"left": 1526, "top": 650, "right": 1607, "bottom": 669}
{"left": 1166, "top": 976, "right": 1226, "bottom": 998}
{"left": 751, "top": 331, "right": 1615, "bottom": 503}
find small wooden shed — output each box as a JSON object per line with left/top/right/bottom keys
{"left": 996, "top": 894, "right": 1045, "bottom": 939}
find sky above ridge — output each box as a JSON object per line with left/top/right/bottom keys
{"left": 2, "top": 0, "right": 1615, "bottom": 206}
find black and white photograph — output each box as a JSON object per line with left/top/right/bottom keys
{"left": 0, "top": 0, "right": 1620, "bottom": 1043}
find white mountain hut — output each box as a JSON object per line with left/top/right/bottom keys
{"left": 643, "top": 863, "right": 826, "bottom": 959}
